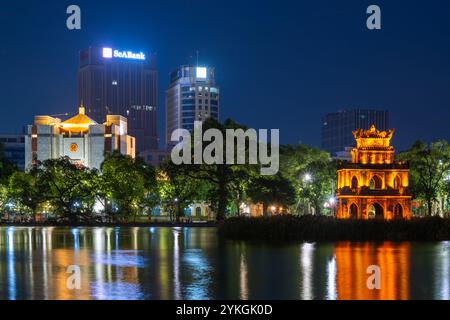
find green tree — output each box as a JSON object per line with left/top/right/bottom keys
{"left": 8, "top": 169, "right": 46, "bottom": 220}
{"left": 180, "top": 118, "right": 261, "bottom": 221}
{"left": 227, "top": 168, "right": 251, "bottom": 216}
{"left": 101, "top": 152, "right": 156, "bottom": 222}
{"left": 0, "top": 184, "right": 8, "bottom": 218}
{"left": 280, "top": 144, "right": 336, "bottom": 215}
{"left": 247, "top": 173, "right": 296, "bottom": 215}
{"left": 397, "top": 140, "right": 450, "bottom": 216}
{"left": 38, "top": 157, "right": 97, "bottom": 223}
{"left": 158, "top": 160, "right": 207, "bottom": 221}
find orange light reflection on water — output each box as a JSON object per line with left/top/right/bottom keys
{"left": 334, "top": 242, "right": 410, "bottom": 300}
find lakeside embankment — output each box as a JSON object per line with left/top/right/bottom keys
{"left": 0, "top": 221, "right": 217, "bottom": 228}
{"left": 3, "top": 216, "right": 450, "bottom": 242}
{"left": 218, "top": 215, "right": 450, "bottom": 241}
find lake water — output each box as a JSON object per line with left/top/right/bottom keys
{"left": 0, "top": 226, "right": 448, "bottom": 300}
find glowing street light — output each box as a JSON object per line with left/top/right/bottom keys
{"left": 328, "top": 197, "right": 336, "bottom": 206}
{"left": 303, "top": 173, "right": 312, "bottom": 183}
{"left": 327, "top": 196, "right": 337, "bottom": 216}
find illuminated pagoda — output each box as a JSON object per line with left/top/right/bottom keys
{"left": 336, "top": 125, "right": 411, "bottom": 219}
{"left": 25, "top": 105, "right": 135, "bottom": 170}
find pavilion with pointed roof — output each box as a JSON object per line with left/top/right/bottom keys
{"left": 60, "top": 106, "right": 98, "bottom": 134}
{"left": 336, "top": 125, "right": 412, "bottom": 220}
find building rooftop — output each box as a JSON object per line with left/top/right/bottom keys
{"left": 60, "top": 106, "right": 98, "bottom": 134}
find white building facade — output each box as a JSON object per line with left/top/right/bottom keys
{"left": 25, "top": 106, "right": 135, "bottom": 170}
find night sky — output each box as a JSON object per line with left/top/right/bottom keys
{"left": 1, "top": 0, "right": 449, "bottom": 151}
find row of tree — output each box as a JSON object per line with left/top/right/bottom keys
{"left": 398, "top": 140, "right": 450, "bottom": 216}
{"left": 0, "top": 155, "right": 158, "bottom": 223}
{"left": 0, "top": 119, "right": 314, "bottom": 223}
{"left": 1, "top": 118, "right": 449, "bottom": 222}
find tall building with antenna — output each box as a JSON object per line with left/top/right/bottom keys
{"left": 77, "top": 46, "right": 158, "bottom": 153}
{"left": 165, "top": 65, "right": 220, "bottom": 146}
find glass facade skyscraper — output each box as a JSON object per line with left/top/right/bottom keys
{"left": 321, "top": 109, "right": 389, "bottom": 157}
{"left": 77, "top": 47, "right": 158, "bottom": 153}
{"left": 165, "top": 66, "right": 219, "bottom": 146}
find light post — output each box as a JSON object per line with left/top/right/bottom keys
{"left": 303, "top": 173, "right": 313, "bottom": 214}
{"left": 328, "top": 196, "right": 337, "bottom": 217}
{"left": 303, "top": 173, "right": 312, "bottom": 183}
{"left": 174, "top": 198, "right": 179, "bottom": 222}
{"left": 6, "top": 201, "right": 14, "bottom": 222}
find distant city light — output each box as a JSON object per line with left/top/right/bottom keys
{"left": 196, "top": 67, "right": 207, "bottom": 79}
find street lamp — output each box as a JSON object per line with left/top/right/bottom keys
{"left": 328, "top": 196, "right": 337, "bottom": 216}
{"left": 303, "top": 173, "right": 312, "bottom": 183}
{"left": 328, "top": 197, "right": 336, "bottom": 206}
{"left": 270, "top": 205, "right": 277, "bottom": 215}
{"left": 6, "top": 202, "right": 14, "bottom": 222}
{"left": 302, "top": 173, "right": 313, "bottom": 214}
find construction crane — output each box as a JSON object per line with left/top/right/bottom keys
{"left": 48, "top": 113, "right": 70, "bottom": 117}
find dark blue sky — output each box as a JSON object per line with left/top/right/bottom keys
{"left": 1, "top": 0, "right": 449, "bottom": 150}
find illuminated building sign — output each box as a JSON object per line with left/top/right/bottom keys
{"left": 196, "top": 67, "right": 207, "bottom": 79}
{"left": 102, "top": 47, "right": 146, "bottom": 60}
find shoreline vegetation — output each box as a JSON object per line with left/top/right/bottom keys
{"left": 217, "top": 215, "right": 450, "bottom": 241}
{"left": 2, "top": 215, "right": 450, "bottom": 242}
{"left": 3, "top": 121, "right": 450, "bottom": 231}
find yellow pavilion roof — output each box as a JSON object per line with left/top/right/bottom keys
{"left": 60, "top": 106, "right": 97, "bottom": 133}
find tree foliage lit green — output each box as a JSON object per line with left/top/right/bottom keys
{"left": 398, "top": 140, "right": 450, "bottom": 216}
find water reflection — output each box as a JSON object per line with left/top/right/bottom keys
{"left": 334, "top": 242, "right": 410, "bottom": 300}
{"left": 300, "top": 243, "right": 314, "bottom": 300}
{"left": 0, "top": 226, "right": 448, "bottom": 300}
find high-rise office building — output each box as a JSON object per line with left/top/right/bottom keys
{"left": 165, "top": 66, "right": 220, "bottom": 146}
{"left": 321, "top": 109, "right": 389, "bottom": 157}
{"left": 78, "top": 47, "right": 158, "bottom": 153}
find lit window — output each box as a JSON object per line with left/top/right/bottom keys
{"left": 196, "top": 67, "right": 207, "bottom": 79}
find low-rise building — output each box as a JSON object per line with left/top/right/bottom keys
{"left": 0, "top": 134, "right": 25, "bottom": 171}
{"left": 140, "top": 148, "right": 171, "bottom": 167}
{"left": 25, "top": 106, "right": 135, "bottom": 170}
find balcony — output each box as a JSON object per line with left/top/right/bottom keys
{"left": 337, "top": 186, "right": 411, "bottom": 196}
